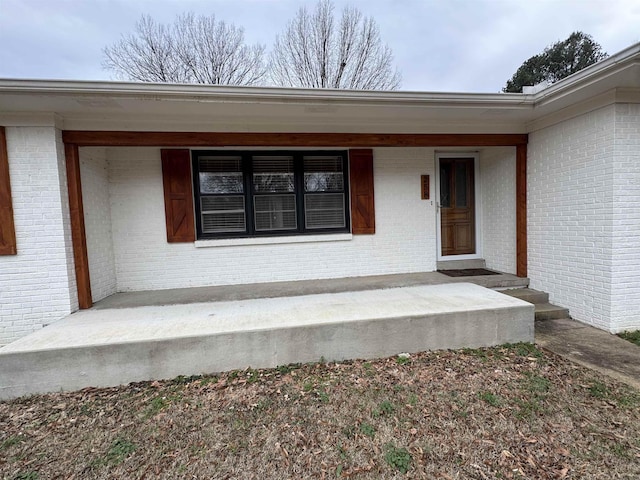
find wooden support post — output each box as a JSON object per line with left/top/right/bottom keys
{"left": 0, "top": 126, "right": 17, "bottom": 255}
{"left": 64, "top": 143, "right": 92, "bottom": 309}
{"left": 516, "top": 143, "right": 527, "bottom": 278}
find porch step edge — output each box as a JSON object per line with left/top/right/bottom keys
{"left": 479, "top": 277, "right": 529, "bottom": 289}
{"left": 500, "top": 288, "right": 549, "bottom": 305}
{"left": 496, "top": 288, "right": 570, "bottom": 322}
{"left": 437, "top": 259, "right": 486, "bottom": 270}
{"left": 534, "top": 303, "right": 571, "bottom": 321}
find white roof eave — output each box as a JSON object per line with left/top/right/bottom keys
{"left": 0, "top": 41, "right": 638, "bottom": 130}
{"left": 0, "top": 77, "right": 532, "bottom": 108}
{"left": 531, "top": 41, "right": 640, "bottom": 103}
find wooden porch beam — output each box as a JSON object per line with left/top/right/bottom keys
{"left": 62, "top": 131, "right": 528, "bottom": 148}
{"left": 0, "top": 126, "right": 17, "bottom": 255}
{"left": 64, "top": 143, "right": 93, "bottom": 309}
{"left": 516, "top": 143, "right": 527, "bottom": 278}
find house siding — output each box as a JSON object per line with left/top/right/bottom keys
{"left": 528, "top": 104, "right": 616, "bottom": 330}
{"left": 480, "top": 147, "right": 517, "bottom": 274}
{"left": 106, "top": 147, "right": 437, "bottom": 291}
{"left": 80, "top": 147, "right": 117, "bottom": 302}
{"left": 610, "top": 103, "right": 640, "bottom": 332}
{"left": 0, "top": 127, "right": 78, "bottom": 345}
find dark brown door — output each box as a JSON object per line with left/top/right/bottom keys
{"left": 440, "top": 157, "right": 475, "bottom": 256}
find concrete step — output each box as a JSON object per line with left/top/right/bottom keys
{"left": 535, "top": 303, "right": 571, "bottom": 321}
{"left": 498, "top": 288, "right": 569, "bottom": 321}
{"left": 437, "top": 259, "right": 486, "bottom": 270}
{"left": 0, "top": 283, "right": 534, "bottom": 400}
{"left": 472, "top": 275, "right": 529, "bottom": 289}
{"left": 500, "top": 288, "right": 549, "bottom": 304}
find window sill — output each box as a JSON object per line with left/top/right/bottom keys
{"left": 194, "top": 233, "right": 353, "bottom": 248}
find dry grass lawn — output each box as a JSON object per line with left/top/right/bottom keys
{"left": 1, "top": 343, "right": 639, "bottom": 479}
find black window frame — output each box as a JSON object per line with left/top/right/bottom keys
{"left": 192, "top": 150, "right": 350, "bottom": 239}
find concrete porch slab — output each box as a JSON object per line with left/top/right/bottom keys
{"left": 92, "top": 271, "right": 529, "bottom": 309}
{"left": 0, "top": 283, "right": 534, "bottom": 400}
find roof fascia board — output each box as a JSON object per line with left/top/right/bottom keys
{"left": 0, "top": 78, "right": 532, "bottom": 109}
{"left": 531, "top": 42, "right": 640, "bottom": 106}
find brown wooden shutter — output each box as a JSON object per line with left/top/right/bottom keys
{"left": 161, "top": 149, "right": 195, "bottom": 242}
{"left": 349, "top": 149, "right": 375, "bottom": 234}
{"left": 0, "top": 127, "right": 17, "bottom": 255}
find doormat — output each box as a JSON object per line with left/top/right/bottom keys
{"left": 438, "top": 268, "right": 500, "bottom": 277}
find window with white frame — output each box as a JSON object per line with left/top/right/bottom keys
{"left": 192, "top": 150, "right": 350, "bottom": 238}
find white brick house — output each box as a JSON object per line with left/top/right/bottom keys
{"left": 1, "top": 43, "right": 640, "bottom": 346}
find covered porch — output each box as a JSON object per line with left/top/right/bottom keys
{"left": 67, "top": 132, "right": 528, "bottom": 312}
{"left": 1, "top": 82, "right": 535, "bottom": 399}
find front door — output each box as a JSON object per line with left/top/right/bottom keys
{"left": 439, "top": 157, "right": 475, "bottom": 256}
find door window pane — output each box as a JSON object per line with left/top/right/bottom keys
{"left": 455, "top": 162, "right": 467, "bottom": 207}
{"left": 440, "top": 163, "right": 451, "bottom": 207}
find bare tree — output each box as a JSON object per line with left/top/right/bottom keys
{"left": 173, "top": 13, "right": 266, "bottom": 85}
{"left": 103, "top": 15, "right": 185, "bottom": 83}
{"left": 103, "top": 13, "right": 266, "bottom": 85}
{"left": 270, "top": 0, "right": 401, "bottom": 90}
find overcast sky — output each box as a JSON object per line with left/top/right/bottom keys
{"left": 0, "top": 0, "right": 639, "bottom": 92}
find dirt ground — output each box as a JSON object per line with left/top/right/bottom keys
{"left": 1, "top": 343, "right": 639, "bottom": 479}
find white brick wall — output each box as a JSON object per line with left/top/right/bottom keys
{"left": 106, "top": 147, "right": 437, "bottom": 291}
{"left": 3, "top": 118, "right": 636, "bottom": 344}
{"left": 80, "top": 147, "right": 117, "bottom": 302}
{"left": 528, "top": 105, "right": 616, "bottom": 330}
{"left": 610, "top": 103, "right": 640, "bottom": 332}
{"left": 480, "top": 147, "right": 517, "bottom": 274}
{"left": 0, "top": 127, "right": 78, "bottom": 345}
